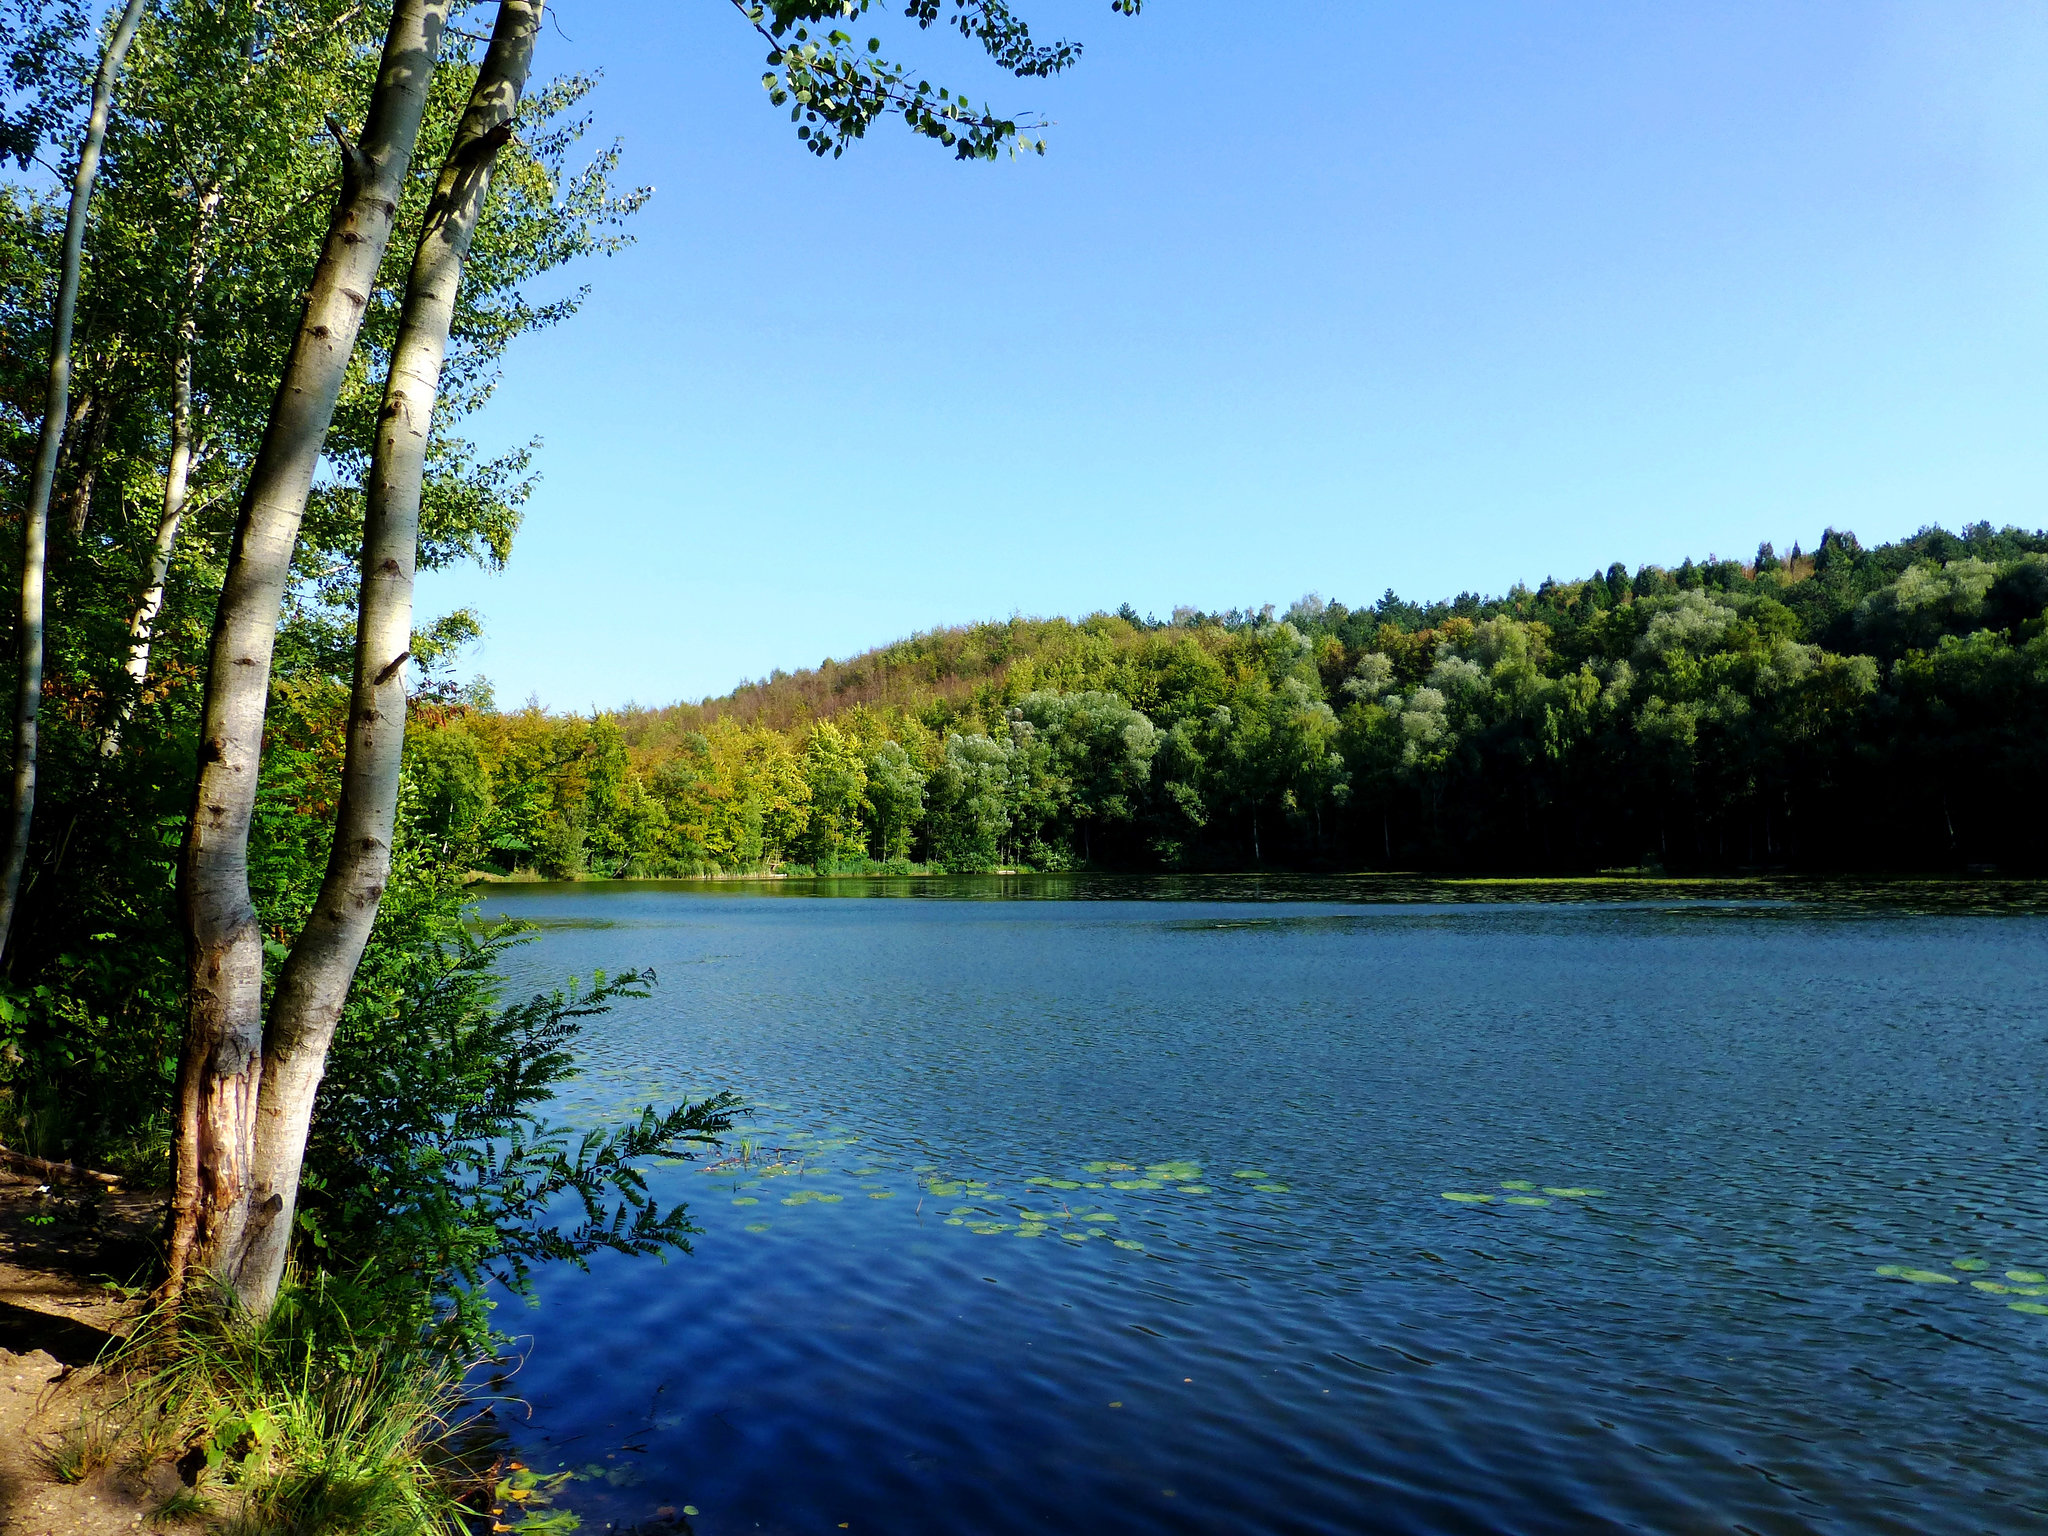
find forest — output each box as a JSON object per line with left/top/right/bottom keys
{"left": 413, "top": 523, "right": 2048, "bottom": 882}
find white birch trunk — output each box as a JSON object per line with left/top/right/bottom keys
{"left": 167, "top": 0, "right": 455, "bottom": 1298}
{"left": 230, "top": 0, "right": 544, "bottom": 1313}
{"left": 102, "top": 186, "right": 219, "bottom": 760}
{"left": 0, "top": 0, "right": 151, "bottom": 954}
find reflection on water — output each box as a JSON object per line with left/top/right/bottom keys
{"left": 476, "top": 882, "right": 2048, "bottom": 1536}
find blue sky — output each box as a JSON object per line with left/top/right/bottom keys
{"left": 418, "top": 0, "right": 2048, "bottom": 709}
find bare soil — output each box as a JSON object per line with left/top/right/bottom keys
{"left": 0, "top": 1166, "right": 167, "bottom": 1535}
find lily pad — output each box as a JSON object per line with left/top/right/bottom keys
{"left": 1233, "top": 1170, "right": 1270, "bottom": 1180}
{"left": 1081, "top": 1182, "right": 1106, "bottom": 1190}
{"left": 1175, "top": 1185, "right": 1211, "bottom": 1195}
{"left": 1500, "top": 1181, "right": 1536, "bottom": 1191}
{"left": 2008, "top": 1270, "right": 2047, "bottom": 1284}
{"left": 1111, "top": 1239, "right": 1145, "bottom": 1251}
{"left": 1874, "top": 1266, "right": 1958, "bottom": 1284}
{"left": 2010, "top": 1302, "right": 2048, "bottom": 1316}
{"left": 1442, "top": 1192, "right": 1494, "bottom": 1203}
{"left": 1503, "top": 1196, "right": 1550, "bottom": 1207}
{"left": 744, "top": 1223, "right": 770, "bottom": 1233}
{"left": 1085, "top": 1162, "right": 1138, "bottom": 1173}
{"left": 867, "top": 1191, "right": 894, "bottom": 1199}
{"left": 1973, "top": 1281, "right": 2013, "bottom": 1293}
{"left": 1110, "top": 1179, "right": 1163, "bottom": 1190}
{"left": 1954, "top": 1257, "right": 1989, "bottom": 1272}
{"left": 1253, "top": 1184, "right": 1290, "bottom": 1193}
{"left": 1148, "top": 1161, "right": 1202, "bottom": 1181}
{"left": 1062, "top": 1232, "right": 1090, "bottom": 1243}
{"left": 1541, "top": 1188, "right": 1606, "bottom": 1198}
{"left": 1081, "top": 1213, "right": 1118, "bottom": 1223}
{"left": 1017, "top": 1224, "right": 1049, "bottom": 1238}
{"left": 731, "top": 1197, "right": 759, "bottom": 1206}
{"left": 943, "top": 1218, "right": 964, "bottom": 1226}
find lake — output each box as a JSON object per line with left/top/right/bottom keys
{"left": 473, "top": 878, "right": 2048, "bottom": 1535}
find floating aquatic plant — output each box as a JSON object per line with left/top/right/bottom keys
{"left": 1442, "top": 1192, "right": 1494, "bottom": 1203}
{"left": 1954, "top": 1257, "right": 1989, "bottom": 1272}
{"left": 1233, "top": 1170, "right": 1269, "bottom": 1180}
{"left": 2010, "top": 1270, "right": 2047, "bottom": 1284}
{"left": 1501, "top": 1181, "right": 1536, "bottom": 1191}
{"left": 1875, "top": 1266, "right": 1958, "bottom": 1284}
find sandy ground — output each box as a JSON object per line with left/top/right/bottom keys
{"left": 0, "top": 1166, "right": 168, "bottom": 1535}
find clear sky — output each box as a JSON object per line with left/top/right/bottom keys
{"left": 417, "top": 0, "right": 2048, "bottom": 709}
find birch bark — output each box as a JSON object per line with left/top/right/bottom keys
{"left": 167, "top": 0, "right": 454, "bottom": 1297}
{"left": 0, "top": 0, "right": 152, "bottom": 956}
{"left": 231, "top": 0, "right": 543, "bottom": 1312}
{"left": 102, "top": 185, "right": 219, "bottom": 760}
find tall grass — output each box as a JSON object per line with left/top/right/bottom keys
{"left": 86, "top": 1275, "right": 500, "bottom": 1535}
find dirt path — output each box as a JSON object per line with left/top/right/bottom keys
{"left": 0, "top": 1165, "right": 166, "bottom": 1535}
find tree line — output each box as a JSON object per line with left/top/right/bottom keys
{"left": 411, "top": 523, "right": 2048, "bottom": 880}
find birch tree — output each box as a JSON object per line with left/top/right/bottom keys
{"left": 231, "top": 0, "right": 542, "bottom": 1312}
{"left": 166, "top": 0, "right": 456, "bottom": 1296}
{"left": 0, "top": 0, "right": 149, "bottom": 953}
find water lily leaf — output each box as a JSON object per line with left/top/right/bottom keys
{"left": 1110, "top": 1179, "right": 1163, "bottom": 1190}
{"left": 1017, "top": 1224, "right": 1049, "bottom": 1238}
{"left": 1500, "top": 1181, "right": 1536, "bottom": 1191}
{"left": 2008, "top": 1284, "right": 2048, "bottom": 1296}
{"left": 1085, "top": 1162, "right": 1138, "bottom": 1173}
{"left": 1147, "top": 1162, "right": 1202, "bottom": 1181}
{"left": 731, "top": 1197, "right": 759, "bottom": 1206}
{"left": 1541, "top": 1188, "right": 1606, "bottom": 1198}
{"left": 1954, "top": 1258, "right": 1989, "bottom": 1272}
{"left": 1043, "top": 1179, "right": 1082, "bottom": 1190}
{"left": 944, "top": 1217, "right": 964, "bottom": 1226}
{"left": 1253, "top": 1184, "right": 1291, "bottom": 1193}
{"left": 1233, "top": 1170, "right": 1269, "bottom": 1180}
{"left": 867, "top": 1191, "right": 894, "bottom": 1199}
{"left": 1973, "top": 1281, "right": 2013, "bottom": 1293}
{"left": 1062, "top": 1232, "right": 1090, "bottom": 1242}
{"left": 2010, "top": 1302, "right": 2048, "bottom": 1316}
{"left": 1442, "top": 1192, "right": 1494, "bottom": 1203}
{"left": 1875, "top": 1266, "right": 1957, "bottom": 1284}
{"left": 1111, "top": 1239, "right": 1145, "bottom": 1251}
{"left": 1503, "top": 1196, "right": 1550, "bottom": 1206}
{"left": 1081, "top": 1213, "right": 1117, "bottom": 1223}
{"left": 1175, "top": 1185, "right": 1211, "bottom": 1195}
{"left": 2008, "top": 1270, "right": 2047, "bottom": 1284}
{"left": 745, "top": 1223, "right": 770, "bottom": 1233}
{"left": 1082, "top": 1182, "right": 1106, "bottom": 1190}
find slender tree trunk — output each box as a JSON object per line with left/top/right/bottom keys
{"left": 0, "top": 0, "right": 151, "bottom": 957}
{"left": 166, "top": 0, "right": 454, "bottom": 1299}
{"left": 231, "top": 0, "right": 541, "bottom": 1313}
{"left": 102, "top": 187, "right": 219, "bottom": 760}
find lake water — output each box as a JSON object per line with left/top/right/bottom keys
{"left": 473, "top": 878, "right": 2048, "bottom": 1535}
